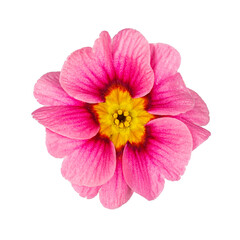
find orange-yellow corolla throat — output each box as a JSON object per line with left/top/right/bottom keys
{"left": 93, "top": 87, "right": 153, "bottom": 149}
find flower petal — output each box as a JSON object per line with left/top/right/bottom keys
{"left": 60, "top": 31, "right": 114, "bottom": 103}
{"left": 177, "top": 89, "right": 210, "bottom": 126}
{"left": 34, "top": 72, "right": 81, "bottom": 106}
{"left": 123, "top": 142, "right": 165, "bottom": 200}
{"left": 99, "top": 152, "right": 133, "bottom": 209}
{"left": 147, "top": 73, "right": 195, "bottom": 115}
{"left": 123, "top": 118, "right": 192, "bottom": 200}
{"left": 112, "top": 29, "right": 154, "bottom": 98}
{"left": 150, "top": 43, "right": 181, "bottom": 84}
{"left": 177, "top": 118, "right": 211, "bottom": 150}
{"left": 72, "top": 184, "right": 101, "bottom": 199}
{"left": 46, "top": 129, "right": 83, "bottom": 158}
{"left": 32, "top": 105, "right": 99, "bottom": 140}
{"left": 61, "top": 135, "right": 116, "bottom": 187}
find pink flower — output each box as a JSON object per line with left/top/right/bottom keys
{"left": 32, "top": 29, "right": 210, "bottom": 209}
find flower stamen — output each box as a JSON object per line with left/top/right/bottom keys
{"left": 113, "top": 109, "right": 131, "bottom": 128}
{"left": 126, "top": 116, "right": 131, "bottom": 122}
{"left": 114, "top": 119, "right": 120, "bottom": 126}
{"left": 117, "top": 109, "right": 123, "bottom": 115}
{"left": 113, "top": 113, "right": 118, "bottom": 119}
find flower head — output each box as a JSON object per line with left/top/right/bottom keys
{"left": 32, "top": 29, "right": 210, "bottom": 209}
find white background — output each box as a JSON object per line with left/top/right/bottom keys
{"left": 1, "top": 0, "right": 239, "bottom": 239}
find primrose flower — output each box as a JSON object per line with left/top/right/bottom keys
{"left": 32, "top": 29, "right": 210, "bottom": 209}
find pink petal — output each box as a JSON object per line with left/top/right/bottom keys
{"left": 32, "top": 105, "right": 99, "bottom": 140}
{"left": 72, "top": 184, "right": 101, "bottom": 199}
{"left": 150, "top": 43, "right": 181, "bottom": 84}
{"left": 177, "top": 118, "right": 211, "bottom": 150}
{"left": 60, "top": 31, "right": 115, "bottom": 103}
{"left": 147, "top": 73, "right": 195, "bottom": 115}
{"left": 177, "top": 89, "right": 210, "bottom": 126}
{"left": 34, "top": 72, "right": 82, "bottom": 106}
{"left": 46, "top": 129, "right": 83, "bottom": 158}
{"left": 61, "top": 135, "right": 116, "bottom": 187}
{"left": 123, "top": 118, "right": 192, "bottom": 200}
{"left": 112, "top": 29, "right": 154, "bottom": 98}
{"left": 99, "top": 152, "right": 133, "bottom": 209}
{"left": 123, "top": 142, "right": 165, "bottom": 200}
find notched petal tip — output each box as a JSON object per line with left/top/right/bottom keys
{"left": 113, "top": 28, "right": 154, "bottom": 98}
{"left": 72, "top": 184, "right": 101, "bottom": 199}
{"left": 186, "top": 89, "right": 210, "bottom": 126}
{"left": 33, "top": 71, "right": 81, "bottom": 106}
{"left": 150, "top": 43, "right": 181, "bottom": 84}
{"left": 179, "top": 119, "right": 211, "bottom": 150}
{"left": 99, "top": 154, "right": 133, "bottom": 209}
{"left": 60, "top": 31, "right": 115, "bottom": 104}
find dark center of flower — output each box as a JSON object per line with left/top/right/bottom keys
{"left": 117, "top": 114, "right": 126, "bottom": 122}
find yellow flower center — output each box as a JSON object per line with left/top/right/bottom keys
{"left": 93, "top": 87, "right": 154, "bottom": 149}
